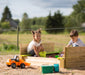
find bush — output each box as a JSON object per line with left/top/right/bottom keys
{"left": 1, "top": 22, "right": 10, "bottom": 29}
{"left": 2, "top": 43, "right": 17, "bottom": 50}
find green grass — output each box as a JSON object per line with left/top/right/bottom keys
{"left": 0, "top": 32, "right": 85, "bottom": 55}
{"left": 0, "top": 50, "right": 19, "bottom": 55}
{"left": 0, "top": 43, "right": 19, "bottom": 55}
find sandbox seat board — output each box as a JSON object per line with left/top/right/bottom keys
{"left": 25, "top": 57, "right": 60, "bottom": 66}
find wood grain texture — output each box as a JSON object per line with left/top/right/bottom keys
{"left": 64, "top": 47, "right": 85, "bottom": 69}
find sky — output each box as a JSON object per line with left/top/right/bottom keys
{"left": 0, "top": 0, "right": 78, "bottom": 20}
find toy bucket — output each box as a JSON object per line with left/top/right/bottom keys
{"left": 39, "top": 51, "right": 46, "bottom": 57}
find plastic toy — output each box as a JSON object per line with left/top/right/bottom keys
{"left": 55, "top": 55, "right": 59, "bottom": 58}
{"left": 41, "top": 64, "right": 59, "bottom": 74}
{"left": 6, "top": 55, "right": 31, "bottom": 69}
{"left": 40, "top": 64, "right": 59, "bottom": 74}
{"left": 39, "top": 51, "right": 46, "bottom": 57}
{"left": 57, "top": 57, "right": 64, "bottom": 60}
{"left": 41, "top": 65, "right": 54, "bottom": 74}
{"left": 54, "top": 64, "right": 59, "bottom": 72}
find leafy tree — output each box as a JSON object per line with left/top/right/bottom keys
{"left": 20, "top": 13, "right": 30, "bottom": 31}
{"left": 0, "top": 21, "right": 2, "bottom": 33}
{"left": 65, "top": 16, "right": 77, "bottom": 32}
{"left": 1, "top": 6, "right": 12, "bottom": 22}
{"left": 30, "top": 17, "right": 47, "bottom": 25}
{"left": 73, "top": 0, "right": 85, "bottom": 14}
{"left": 1, "top": 22, "right": 10, "bottom": 29}
{"left": 0, "top": 21, "right": 1, "bottom": 27}
{"left": 37, "top": 17, "right": 47, "bottom": 25}
{"left": 72, "top": 0, "right": 85, "bottom": 23}
{"left": 64, "top": 0, "right": 85, "bottom": 32}
{"left": 53, "top": 11, "right": 64, "bottom": 33}
{"left": 45, "top": 10, "right": 64, "bottom": 33}
{"left": 32, "top": 17, "right": 36, "bottom": 25}
{"left": 45, "top": 11, "right": 53, "bottom": 33}
{"left": 29, "top": 17, "right": 47, "bottom": 30}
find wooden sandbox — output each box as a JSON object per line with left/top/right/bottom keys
{"left": 19, "top": 44, "right": 85, "bottom": 69}
{"left": 63, "top": 47, "right": 85, "bottom": 69}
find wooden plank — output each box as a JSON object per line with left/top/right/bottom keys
{"left": 25, "top": 57, "right": 60, "bottom": 66}
{"left": 66, "top": 53, "right": 85, "bottom": 57}
{"left": 64, "top": 47, "right": 85, "bottom": 69}
{"left": 65, "top": 47, "right": 85, "bottom": 53}
{"left": 42, "top": 43, "right": 55, "bottom": 52}
{"left": 66, "top": 66, "right": 85, "bottom": 69}
{"left": 66, "top": 65, "right": 85, "bottom": 68}
{"left": 19, "top": 44, "right": 28, "bottom": 55}
{"left": 60, "top": 59, "right": 65, "bottom": 68}
{"left": 65, "top": 55, "right": 85, "bottom": 58}
{"left": 66, "top": 61, "right": 85, "bottom": 65}
{"left": 66, "top": 57, "right": 85, "bottom": 62}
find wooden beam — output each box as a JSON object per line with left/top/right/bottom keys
{"left": 25, "top": 57, "right": 60, "bottom": 66}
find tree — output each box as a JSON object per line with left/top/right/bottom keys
{"left": 1, "top": 22, "right": 10, "bottom": 29}
{"left": 73, "top": 0, "right": 85, "bottom": 14}
{"left": 45, "top": 11, "right": 54, "bottom": 33}
{"left": 65, "top": 16, "right": 77, "bottom": 32}
{"left": 0, "top": 21, "right": 1, "bottom": 27}
{"left": 72, "top": 0, "right": 85, "bottom": 23}
{"left": 0, "top": 21, "right": 3, "bottom": 33}
{"left": 20, "top": 13, "right": 30, "bottom": 32}
{"left": 45, "top": 10, "right": 64, "bottom": 33}
{"left": 64, "top": 0, "right": 85, "bottom": 32}
{"left": 1, "top": 6, "right": 12, "bottom": 22}
{"left": 32, "top": 17, "right": 37, "bottom": 25}
{"left": 53, "top": 10, "right": 64, "bottom": 33}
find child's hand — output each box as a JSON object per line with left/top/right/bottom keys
{"left": 41, "top": 49, "right": 44, "bottom": 52}
{"left": 60, "top": 54, "right": 64, "bottom": 57}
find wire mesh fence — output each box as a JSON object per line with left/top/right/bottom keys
{"left": 0, "top": 27, "right": 85, "bottom": 54}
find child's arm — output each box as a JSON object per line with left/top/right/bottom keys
{"left": 40, "top": 44, "right": 44, "bottom": 51}
{"left": 66, "top": 40, "right": 72, "bottom": 47}
{"left": 60, "top": 42, "right": 71, "bottom": 57}
{"left": 66, "top": 44, "right": 70, "bottom": 47}
{"left": 33, "top": 45, "right": 40, "bottom": 57}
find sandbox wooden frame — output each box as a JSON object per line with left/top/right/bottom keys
{"left": 19, "top": 44, "right": 85, "bottom": 69}
{"left": 19, "top": 43, "right": 55, "bottom": 60}
{"left": 63, "top": 47, "right": 85, "bottom": 69}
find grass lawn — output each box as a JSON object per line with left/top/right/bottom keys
{"left": 0, "top": 50, "right": 19, "bottom": 55}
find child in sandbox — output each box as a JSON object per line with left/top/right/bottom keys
{"left": 60, "top": 30, "right": 85, "bottom": 57}
{"left": 27, "top": 29, "right": 44, "bottom": 57}
{"left": 66, "top": 30, "right": 85, "bottom": 47}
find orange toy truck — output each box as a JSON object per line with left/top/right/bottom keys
{"left": 6, "top": 55, "right": 31, "bottom": 69}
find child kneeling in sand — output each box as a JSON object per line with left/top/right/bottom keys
{"left": 60, "top": 30, "right": 85, "bottom": 57}
{"left": 67, "top": 30, "right": 85, "bottom": 47}
{"left": 27, "top": 29, "right": 44, "bottom": 57}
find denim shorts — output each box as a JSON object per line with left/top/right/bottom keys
{"left": 28, "top": 49, "right": 36, "bottom": 56}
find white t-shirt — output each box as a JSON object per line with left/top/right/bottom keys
{"left": 68, "top": 38, "right": 85, "bottom": 47}
{"left": 27, "top": 40, "right": 41, "bottom": 53}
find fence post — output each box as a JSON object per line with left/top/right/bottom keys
{"left": 17, "top": 25, "right": 19, "bottom": 50}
